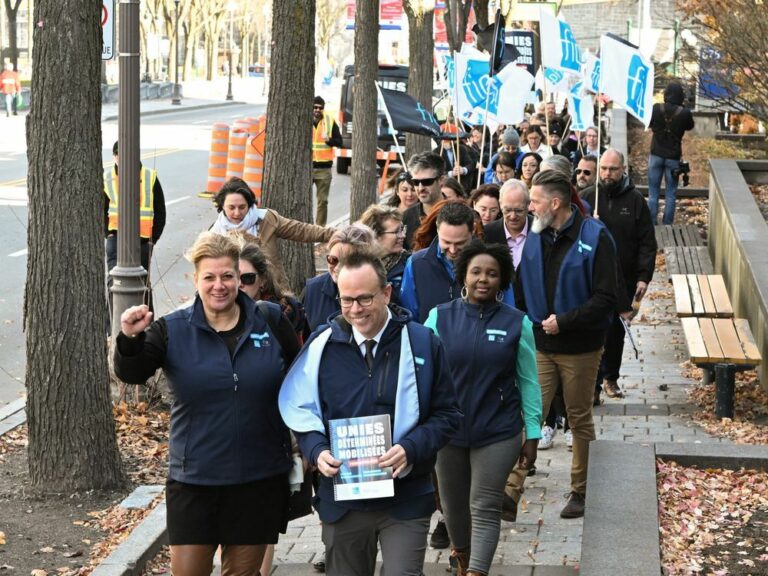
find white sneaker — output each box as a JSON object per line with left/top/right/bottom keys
{"left": 539, "top": 425, "right": 555, "bottom": 450}
{"left": 565, "top": 429, "right": 573, "bottom": 451}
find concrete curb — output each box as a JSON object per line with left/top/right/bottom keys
{"left": 90, "top": 500, "right": 168, "bottom": 576}
{"left": 102, "top": 100, "right": 248, "bottom": 122}
{"left": 0, "top": 398, "right": 26, "bottom": 436}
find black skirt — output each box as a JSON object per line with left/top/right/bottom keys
{"left": 166, "top": 474, "right": 289, "bottom": 546}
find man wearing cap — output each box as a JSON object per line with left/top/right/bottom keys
{"left": 546, "top": 122, "right": 568, "bottom": 157}
{"left": 312, "top": 95, "right": 343, "bottom": 226}
{"left": 484, "top": 127, "right": 525, "bottom": 184}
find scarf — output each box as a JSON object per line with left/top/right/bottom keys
{"left": 210, "top": 206, "right": 266, "bottom": 236}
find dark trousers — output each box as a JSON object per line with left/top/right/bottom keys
{"left": 322, "top": 510, "right": 430, "bottom": 576}
{"left": 106, "top": 235, "right": 153, "bottom": 328}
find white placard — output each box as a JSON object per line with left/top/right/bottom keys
{"left": 102, "top": 0, "right": 116, "bottom": 61}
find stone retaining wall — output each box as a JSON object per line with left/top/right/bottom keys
{"left": 708, "top": 159, "right": 768, "bottom": 387}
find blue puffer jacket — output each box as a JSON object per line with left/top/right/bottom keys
{"left": 114, "top": 293, "right": 293, "bottom": 486}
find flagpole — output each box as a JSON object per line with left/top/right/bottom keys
{"left": 476, "top": 90, "right": 492, "bottom": 189}
{"left": 541, "top": 66, "right": 553, "bottom": 158}
{"left": 594, "top": 93, "right": 603, "bottom": 219}
{"left": 391, "top": 131, "right": 407, "bottom": 168}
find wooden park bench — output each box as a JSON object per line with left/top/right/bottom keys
{"left": 671, "top": 274, "right": 734, "bottom": 318}
{"left": 664, "top": 247, "right": 714, "bottom": 275}
{"left": 655, "top": 224, "right": 704, "bottom": 249}
{"left": 680, "top": 317, "right": 762, "bottom": 418}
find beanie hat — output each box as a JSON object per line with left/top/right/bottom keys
{"left": 502, "top": 127, "right": 520, "bottom": 147}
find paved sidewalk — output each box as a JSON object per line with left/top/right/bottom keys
{"left": 266, "top": 263, "right": 727, "bottom": 575}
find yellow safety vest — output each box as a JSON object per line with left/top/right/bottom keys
{"left": 312, "top": 112, "right": 336, "bottom": 163}
{"left": 104, "top": 166, "right": 156, "bottom": 239}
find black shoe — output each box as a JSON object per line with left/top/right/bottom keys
{"left": 430, "top": 518, "right": 450, "bottom": 549}
{"left": 501, "top": 494, "right": 518, "bottom": 522}
{"left": 560, "top": 492, "right": 586, "bottom": 518}
{"left": 527, "top": 465, "right": 536, "bottom": 477}
{"left": 313, "top": 552, "right": 326, "bottom": 572}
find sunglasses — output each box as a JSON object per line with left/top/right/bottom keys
{"left": 396, "top": 171, "right": 412, "bottom": 183}
{"left": 240, "top": 272, "right": 258, "bottom": 286}
{"left": 575, "top": 169, "right": 592, "bottom": 176}
{"left": 326, "top": 254, "right": 340, "bottom": 267}
{"left": 411, "top": 177, "right": 438, "bottom": 187}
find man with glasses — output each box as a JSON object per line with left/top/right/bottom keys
{"left": 582, "top": 149, "right": 657, "bottom": 402}
{"left": 312, "top": 95, "right": 343, "bottom": 226}
{"left": 402, "top": 152, "right": 445, "bottom": 249}
{"left": 574, "top": 155, "right": 597, "bottom": 192}
{"left": 280, "top": 250, "right": 460, "bottom": 576}
{"left": 483, "top": 179, "right": 531, "bottom": 271}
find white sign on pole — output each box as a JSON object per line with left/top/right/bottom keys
{"left": 102, "top": 0, "right": 116, "bottom": 61}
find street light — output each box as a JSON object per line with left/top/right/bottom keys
{"left": 226, "top": 1, "right": 235, "bottom": 101}
{"left": 171, "top": 0, "right": 181, "bottom": 105}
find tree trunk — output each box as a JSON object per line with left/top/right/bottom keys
{"left": 349, "top": 0, "right": 379, "bottom": 221}
{"left": 403, "top": 1, "right": 435, "bottom": 158}
{"left": 474, "top": 0, "right": 490, "bottom": 30}
{"left": 3, "top": 0, "right": 22, "bottom": 70}
{"left": 25, "top": 0, "right": 125, "bottom": 492}
{"left": 205, "top": 32, "right": 219, "bottom": 81}
{"left": 261, "top": 0, "right": 316, "bottom": 295}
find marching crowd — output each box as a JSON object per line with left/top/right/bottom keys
{"left": 108, "top": 83, "right": 693, "bottom": 576}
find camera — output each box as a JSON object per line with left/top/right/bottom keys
{"left": 672, "top": 160, "right": 691, "bottom": 187}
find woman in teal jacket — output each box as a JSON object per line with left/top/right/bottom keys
{"left": 425, "top": 239, "right": 542, "bottom": 576}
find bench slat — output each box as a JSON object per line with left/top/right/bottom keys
{"left": 696, "top": 247, "right": 714, "bottom": 274}
{"left": 699, "top": 318, "right": 725, "bottom": 363}
{"left": 708, "top": 275, "right": 734, "bottom": 317}
{"left": 712, "top": 318, "right": 749, "bottom": 364}
{"left": 733, "top": 318, "right": 762, "bottom": 365}
{"left": 681, "top": 317, "right": 710, "bottom": 363}
{"left": 697, "top": 274, "right": 717, "bottom": 316}
{"left": 687, "top": 274, "right": 705, "bottom": 315}
{"left": 671, "top": 275, "right": 693, "bottom": 316}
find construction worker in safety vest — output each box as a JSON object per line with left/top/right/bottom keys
{"left": 104, "top": 140, "right": 167, "bottom": 316}
{"left": 312, "top": 95, "right": 342, "bottom": 226}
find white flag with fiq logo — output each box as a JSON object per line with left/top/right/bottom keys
{"left": 539, "top": 8, "right": 582, "bottom": 76}
{"left": 599, "top": 33, "right": 654, "bottom": 127}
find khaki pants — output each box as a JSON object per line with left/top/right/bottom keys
{"left": 312, "top": 166, "right": 332, "bottom": 226}
{"left": 170, "top": 544, "right": 266, "bottom": 576}
{"left": 505, "top": 348, "right": 603, "bottom": 499}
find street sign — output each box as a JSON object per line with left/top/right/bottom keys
{"left": 102, "top": 0, "right": 115, "bottom": 60}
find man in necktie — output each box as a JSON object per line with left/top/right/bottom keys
{"left": 280, "top": 250, "right": 460, "bottom": 575}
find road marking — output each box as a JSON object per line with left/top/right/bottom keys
{"left": 192, "top": 120, "right": 207, "bottom": 125}
{"left": 165, "top": 195, "right": 190, "bottom": 206}
{"left": 0, "top": 148, "right": 183, "bottom": 188}
{"left": 0, "top": 186, "right": 28, "bottom": 206}
{"left": 8, "top": 249, "right": 27, "bottom": 258}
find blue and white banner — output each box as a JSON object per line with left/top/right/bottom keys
{"left": 582, "top": 52, "right": 601, "bottom": 94}
{"left": 539, "top": 8, "right": 582, "bottom": 76}
{"left": 599, "top": 33, "right": 654, "bottom": 127}
{"left": 535, "top": 66, "right": 573, "bottom": 95}
{"left": 569, "top": 82, "right": 594, "bottom": 132}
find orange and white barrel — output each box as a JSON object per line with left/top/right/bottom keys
{"left": 225, "top": 127, "right": 248, "bottom": 181}
{"left": 206, "top": 123, "right": 230, "bottom": 194}
{"left": 243, "top": 135, "right": 265, "bottom": 205}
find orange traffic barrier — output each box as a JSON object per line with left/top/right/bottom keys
{"left": 206, "top": 123, "right": 230, "bottom": 194}
{"left": 243, "top": 135, "right": 265, "bottom": 205}
{"left": 225, "top": 127, "right": 248, "bottom": 181}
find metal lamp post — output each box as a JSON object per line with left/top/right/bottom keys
{"left": 172, "top": 0, "right": 181, "bottom": 105}
{"left": 225, "top": 2, "right": 235, "bottom": 101}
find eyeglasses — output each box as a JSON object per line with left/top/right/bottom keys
{"left": 381, "top": 226, "right": 406, "bottom": 236}
{"left": 411, "top": 177, "right": 438, "bottom": 187}
{"left": 502, "top": 208, "right": 527, "bottom": 216}
{"left": 326, "top": 254, "right": 340, "bottom": 267}
{"left": 601, "top": 166, "right": 622, "bottom": 172}
{"left": 574, "top": 169, "right": 592, "bottom": 176}
{"left": 337, "top": 291, "right": 380, "bottom": 308}
{"left": 240, "top": 273, "right": 258, "bottom": 285}
{"left": 396, "top": 171, "right": 412, "bottom": 183}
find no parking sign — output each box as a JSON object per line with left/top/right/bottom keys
{"left": 102, "top": 0, "right": 115, "bottom": 60}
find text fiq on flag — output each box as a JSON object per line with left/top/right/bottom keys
{"left": 599, "top": 33, "right": 654, "bottom": 127}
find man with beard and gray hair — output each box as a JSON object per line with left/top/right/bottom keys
{"left": 574, "top": 155, "right": 598, "bottom": 193}
{"left": 582, "top": 149, "right": 657, "bottom": 401}
{"left": 508, "top": 169, "right": 618, "bottom": 519}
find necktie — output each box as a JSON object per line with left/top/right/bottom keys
{"left": 364, "top": 339, "right": 376, "bottom": 371}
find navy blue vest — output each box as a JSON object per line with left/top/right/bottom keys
{"left": 411, "top": 240, "right": 460, "bottom": 323}
{"left": 163, "top": 295, "right": 292, "bottom": 485}
{"left": 303, "top": 272, "right": 339, "bottom": 331}
{"left": 520, "top": 216, "right": 607, "bottom": 325}
{"left": 434, "top": 299, "right": 524, "bottom": 447}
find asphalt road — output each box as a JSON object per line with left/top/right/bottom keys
{"left": 0, "top": 103, "right": 352, "bottom": 408}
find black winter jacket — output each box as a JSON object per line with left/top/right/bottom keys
{"left": 649, "top": 82, "right": 694, "bottom": 160}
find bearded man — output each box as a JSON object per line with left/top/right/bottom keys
{"left": 509, "top": 169, "right": 618, "bottom": 519}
